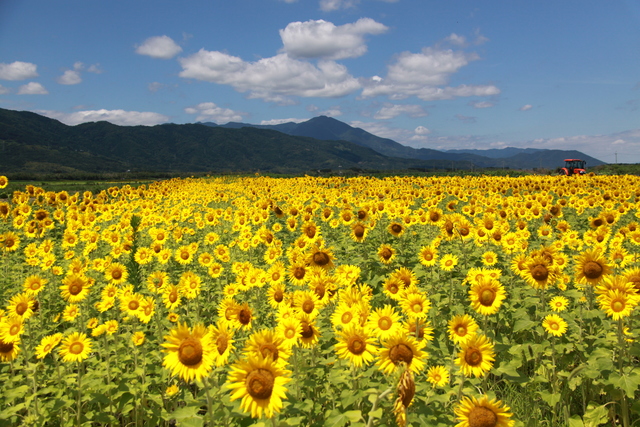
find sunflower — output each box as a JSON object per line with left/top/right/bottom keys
{"left": 400, "top": 291, "right": 431, "bottom": 319}
{"left": 162, "top": 323, "right": 215, "bottom": 383}
{"left": 454, "top": 395, "right": 515, "bottom": 427}
{"left": 209, "top": 321, "right": 235, "bottom": 366}
{"left": 6, "top": 292, "right": 35, "bottom": 319}
{"left": 307, "top": 244, "right": 334, "bottom": 270}
{"left": 388, "top": 221, "right": 405, "bottom": 237}
{"left": 574, "top": 248, "right": 612, "bottom": 286}
{"left": 331, "top": 302, "right": 361, "bottom": 331}
{"left": 58, "top": 332, "right": 93, "bottom": 363}
{"left": 277, "top": 316, "right": 302, "bottom": 348}
{"left": 481, "top": 251, "right": 498, "bottom": 267}
{"left": 234, "top": 302, "right": 254, "bottom": 330}
{"left": 350, "top": 222, "right": 368, "bottom": 243}
{"left": 35, "top": 333, "right": 63, "bottom": 359}
{"left": 226, "top": 353, "right": 291, "bottom": 419}
{"left": 0, "top": 338, "right": 20, "bottom": 362}
{"left": 542, "top": 314, "right": 568, "bottom": 337}
{"left": 377, "top": 244, "right": 396, "bottom": 265}
{"left": 469, "top": 278, "right": 506, "bottom": 316}
{"left": 162, "top": 284, "right": 181, "bottom": 311}
{"left": 298, "top": 313, "right": 321, "bottom": 348}
{"left": 418, "top": 245, "right": 438, "bottom": 267}
{"left": 365, "top": 305, "right": 402, "bottom": 340}
{"left": 245, "top": 328, "right": 290, "bottom": 366}
{"left": 60, "top": 274, "right": 92, "bottom": 303}
{"left": 23, "top": 275, "right": 47, "bottom": 296}
{"left": 132, "top": 331, "right": 145, "bottom": 346}
{"left": 146, "top": 271, "right": 170, "bottom": 294}
{"left": 448, "top": 314, "right": 479, "bottom": 344}
{"left": 335, "top": 324, "right": 377, "bottom": 368}
{"left": 62, "top": 304, "right": 80, "bottom": 322}
{"left": 0, "top": 316, "right": 24, "bottom": 343}
{"left": 120, "top": 293, "right": 144, "bottom": 317}
{"left": 549, "top": 296, "right": 569, "bottom": 312}
{"left": 293, "top": 290, "right": 320, "bottom": 318}
{"left": 104, "top": 262, "right": 128, "bottom": 284}
{"left": 439, "top": 253, "right": 459, "bottom": 272}
{"left": 456, "top": 334, "right": 495, "bottom": 378}
{"left": 377, "top": 332, "right": 426, "bottom": 375}
{"left": 521, "top": 255, "right": 559, "bottom": 290}
{"left": 597, "top": 290, "right": 638, "bottom": 320}
{"left": 426, "top": 365, "right": 450, "bottom": 387}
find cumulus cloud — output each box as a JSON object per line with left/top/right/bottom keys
{"left": 470, "top": 101, "right": 494, "bottom": 109}
{"left": 260, "top": 118, "right": 308, "bottom": 125}
{"left": 361, "top": 47, "right": 500, "bottom": 101}
{"left": 374, "top": 103, "right": 427, "bottom": 120}
{"left": 87, "top": 64, "right": 103, "bottom": 74}
{"left": 184, "top": 102, "right": 247, "bottom": 123}
{"left": 38, "top": 109, "right": 170, "bottom": 126}
{"left": 519, "top": 104, "right": 533, "bottom": 111}
{"left": 0, "top": 85, "right": 10, "bottom": 94}
{"left": 414, "top": 126, "right": 430, "bottom": 135}
{"left": 135, "top": 35, "right": 183, "bottom": 59}
{"left": 280, "top": 18, "right": 388, "bottom": 60}
{"left": 319, "top": 0, "right": 358, "bottom": 11}
{"left": 18, "top": 82, "right": 48, "bottom": 95}
{"left": 0, "top": 61, "right": 39, "bottom": 81}
{"left": 445, "top": 33, "right": 466, "bottom": 46}
{"left": 179, "top": 50, "right": 360, "bottom": 102}
{"left": 57, "top": 70, "right": 82, "bottom": 85}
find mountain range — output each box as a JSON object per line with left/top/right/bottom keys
{"left": 0, "top": 108, "right": 605, "bottom": 176}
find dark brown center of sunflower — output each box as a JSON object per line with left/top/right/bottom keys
{"left": 430, "top": 212, "right": 440, "bottom": 222}
{"left": 357, "top": 210, "right": 367, "bottom": 220}
{"left": 259, "top": 343, "right": 279, "bottom": 362}
{"left": 354, "top": 225, "right": 365, "bottom": 238}
{"left": 391, "top": 224, "right": 402, "bottom": 234}
{"left": 0, "top": 341, "right": 14, "bottom": 353}
{"left": 380, "top": 248, "right": 393, "bottom": 260}
{"left": 305, "top": 226, "right": 316, "bottom": 239}
{"left": 465, "top": 349, "right": 482, "bottom": 366}
{"left": 388, "top": 283, "right": 399, "bottom": 294}
{"left": 169, "top": 291, "right": 178, "bottom": 303}
{"left": 246, "top": 368, "right": 275, "bottom": 400}
{"left": 583, "top": 261, "right": 603, "bottom": 280}
{"left": 300, "top": 322, "right": 314, "bottom": 338}
{"left": 302, "top": 300, "right": 315, "bottom": 314}
{"left": 550, "top": 322, "right": 559, "bottom": 330}
{"left": 313, "top": 252, "right": 330, "bottom": 266}
{"left": 456, "top": 326, "right": 467, "bottom": 336}
{"left": 69, "top": 282, "right": 83, "bottom": 295}
{"left": 468, "top": 406, "right": 498, "bottom": 427}
{"left": 592, "top": 218, "right": 603, "bottom": 227}
{"left": 347, "top": 336, "right": 366, "bottom": 355}
{"left": 238, "top": 309, "right": 251, "bottom": 325}
{"left": 378, "top": 317, "right": 392, "bottom": 330}
{"left": 181, "top": 251, "right": 189, "bottom": 260}
{"left": 15, "top": 302, "right": 28, "bottom": 316}
{"left": 128, "top": 300, "right": 139, "bottom": 311}
{"left": 313, "top": 283, "right": 325, "bottom": 299}
{"left": 480, "top": 289, "right": 496, "bottom": 306}
{"left": 445, "top": 221, "right": 454, "bottom": 235}
{"left": 69, "top": 342, "right": 84, "bottom": 355}
{"left": 112, "top": 270, "right": 122, "bottom": 280}
{"left": 178, "top": 337, "right": 203, "bottom": 366}
{"left": 9, "top": 325, "right": 20, "bottom": 335}
{"left": 390, "top": 344, "right": 413, "bottom": 365}
{"left": 273, "top": 290, "right": 284, "bottom": 302}
{"left": 293, "top": 267, "right": 306, "bottom": 280}
{"left": 531, "top": 264, "right": 548, "bottom": 281}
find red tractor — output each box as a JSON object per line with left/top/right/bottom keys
{"left": 559, "top": 159, "right": 587, "bottom": 176}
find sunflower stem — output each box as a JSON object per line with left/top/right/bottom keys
{"left": 365, "top": 387, "right": 393, "bottom": 427}
{"left": 76, "top": 361, "right": 83, "bottom": 427}
{"left": 617, "top": 319, "right": 630, "bottom": 427}
{"left": 204, "top": 376, "right": 215, "bottom": 426}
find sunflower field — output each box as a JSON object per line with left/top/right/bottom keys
{"left": 0, "top": 173, "right": 639, "bottom": 427}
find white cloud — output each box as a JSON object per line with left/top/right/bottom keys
{"left": 280, "top": 18, "right": 388, "bottom": 60}
{"left": 18, "top": 82, "right": 48, "bottom": 95}
{"left": 260, "top": 118, "right": 308, "bottom": 125}
{"left": 374, "top": 103, "right": 427, "bottom": 119}
{"left": 470, "top": 101, "right": 494, "bottom": 109}
{"left": 0, "top": 61, "right": 38, "bottom": 81}
{"left": 318, "top": 107, "right": 343, "bottom": 117}
{"left": 0, "top": 85, "right": 10, "bottom": 94}
{"left": 148, "top": 82, "right": 165, "bottom": 92}
{"left": 135, "top": 35, "right": 182, "bottom": 59}
{"left": 87, "top": 64, "right": 103, "bottom": 74}
{"left": 319, "top": 0, "right": 358, "bottom": 11}
{"left": 179, "top": 50, "right": 360, "bottom": 102}
{"left": 184, "top": 102, "right": 247, "bottom": 123}
{"left": 361, "top": 47, "right": 500, "bottom": 101}
{"left": 57, "top": 70, "right": 82, "bottom": 85}
{"left": 519, "top": 104, "right": 533, "bottom": 111}
{"left": 414, "top": 126, "right": 430, "bottom": 135}
{"left": 445, "top": 33, "right": 466, "bottom": 46}
{"left": 350, "top": 120, "right": 409, "bottom": 142}
{"left": 38, "top": 109, "right": 170, "bottom": 126}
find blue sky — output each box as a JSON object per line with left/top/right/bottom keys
{"left": 1, "top": 0, "right": 639, "bottom": 163}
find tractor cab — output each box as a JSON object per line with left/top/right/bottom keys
{"left": 560, "top": 159, "right": 587, "bottom": 176}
